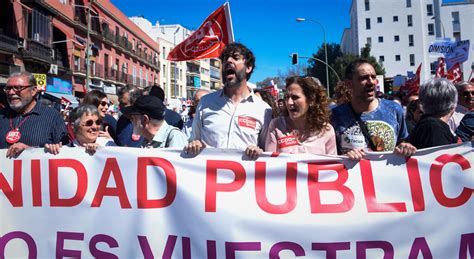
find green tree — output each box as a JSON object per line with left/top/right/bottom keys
{"left": 307, "top": 43, "right": 343, "bottom": 93}
{"left": 308, "top": 43, "right": 385, "bottom": 96}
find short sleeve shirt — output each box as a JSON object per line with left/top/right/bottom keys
{"left": 331, "top": 99, "right": 408, "bottom": 154}
{"left": 191, "top": 89, "right": 272, "bottom": 150}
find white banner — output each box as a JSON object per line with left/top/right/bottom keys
{"left": 1, "top": 143, "right": 473, "bottom": 258}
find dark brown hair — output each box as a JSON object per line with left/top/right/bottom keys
{"left": 285, "top": 76, "right": 331, "bottom": 134}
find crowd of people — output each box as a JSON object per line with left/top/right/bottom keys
{"left": 1, "top": 42, "right": 473, "bottom": 160}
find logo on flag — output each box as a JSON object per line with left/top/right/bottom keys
{"left": 447, "top": 63, "right": 463, "bottom": 83}
{"left": 167, "top": 3, "right": 234, "bottom": 61}
{"left": 435, "top": 57, "right": 446, "bottom": 78}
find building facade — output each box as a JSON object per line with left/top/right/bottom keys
{"left": 0, "top": 0, "right": 160, "bottom": 103}
{"left": 130, "top": 17, "right": 222, "bottom": 100}
{"left": 341, "top": 0, "right": 473, "bottom": 81}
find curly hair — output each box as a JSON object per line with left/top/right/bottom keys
{"left": 284, "top": 76, "right": 331, "bottom": 135}
{"left": 334, "top": 81, "right": 351, "bottom": 104}
{"left": 219, "top": 42, "right": 256, "bottom": 80}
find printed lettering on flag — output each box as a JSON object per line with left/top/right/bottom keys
{"left": 277, "top": 135, "right": 298, "bottom": 148}
{"left": 238, "top": 116, "right": 257, "bottom": 130}
{"left": 167, "top": 3, "right": 234, "bottom": 61}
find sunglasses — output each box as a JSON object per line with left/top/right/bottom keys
{"left": 3, "top": 85, "right": 33, "bottom": 93}
{"left": 462, "top": 91, "right": 474, "bottom": 98}
{"left": 81, "top": 119, "right": 102, "bottom": 127}
{"left": 99, "top": 101, "right": 110, "bottom": 106}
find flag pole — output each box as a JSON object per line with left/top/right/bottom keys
{"left": 224, "top": 2, "right": 235, "bottom": 43}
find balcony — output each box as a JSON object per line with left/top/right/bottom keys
{"left": 22, "top": 39, "right": 53, "bottom": 63}
{"left": 0, "top": 32, "right": 19, "bottom": 54}
{"left": 0, "top": 62, "right": 21, "bottom": 76}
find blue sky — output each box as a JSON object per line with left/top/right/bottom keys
{"left": 111, "top": 0, "right": 461, "bottom": 83}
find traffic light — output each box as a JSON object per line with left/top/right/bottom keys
{"left": 291, "top": 53, "right": 298, "bottom": 65}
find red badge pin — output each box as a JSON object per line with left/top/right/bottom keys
{"left": 6, "top": 129, "right": 21, "bottom": 144}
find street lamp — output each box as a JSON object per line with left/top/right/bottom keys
{"left": 296, "top": 18, "right": 330, "bottom": 97}
{"left": 431, "top": 16, "right": 446, "bottom": 39}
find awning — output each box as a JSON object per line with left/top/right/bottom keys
{"left": 43, "top": 92, "right": 79, "bottom": 108}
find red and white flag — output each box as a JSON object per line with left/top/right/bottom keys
{"left": 167, "top": 2, "right": 234, "bottom": 61}
{"left": 435, "top": 57, "right": 446, "bottom": 78}
{"left": 401, "top": 63, "right": 422, "bottom": 96}
{"left": 60, "top": 97, "right": 72, "bottom": 111}
{"left": 447, "top": 63, "right": 463, "bottom": 83}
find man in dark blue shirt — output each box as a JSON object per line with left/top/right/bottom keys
{"left": 0, "top": 72, "right": 69, "bottom": 157}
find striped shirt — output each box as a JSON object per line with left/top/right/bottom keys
{"left": 0, "top": 102, "right": 69, "bottom": 149}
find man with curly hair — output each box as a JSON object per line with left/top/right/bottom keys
{"left": 184, "top": 43, "right": 272, "bottom": 159}
{"left": 331, "top": 59, "right": 416, "bottom": 160}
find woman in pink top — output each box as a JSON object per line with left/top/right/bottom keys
{"left": 265, "top": 76, "right": 337, "bottom": 155}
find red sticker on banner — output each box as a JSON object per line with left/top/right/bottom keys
{"left": 6, "top": 129, "right": 21, "bottom": 144}
{"left": 277, "top": 135, "right": 298, "bottom": 148}
{"left": 238, "top": 116, "right": 257, "bottom": 130}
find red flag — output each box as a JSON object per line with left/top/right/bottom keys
{"left": 435, "top": 57, "right": 446, "bottom": 78}
{"left": 400, "top": 63, "right": 422, "bottom": 97}
{"left": 447, "top": 63, "right": 463, "bottom": 83}
{"left": 167, "top": 3, "right": 234, "bottom": 61}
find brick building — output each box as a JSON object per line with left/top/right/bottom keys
{"left": 0, "top": 0, "right": 160, "bottom": 104}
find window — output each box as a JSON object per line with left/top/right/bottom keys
{"left": 407, "top": 15, "right": 413, "bottom": 27}
{"left": 378, "top": 36, "right": 383, "bottom": 43}
{"left": 365, "top": 18, "right": 371, "bottom": 29}
{"left": 427, "top": 4, "right": 433, "bottom": 16}
{"left": 428, "top": 23, "right": 435, "bottom": 35}
{"left": 430, "top": 62, "right": 437, "bottom": 74}
{"left": 394, "top": 35, "right": 400, "bottom": 41}
{"left": 59, "top": 0, "right": 67, "bottom": 3}
{"left": 163, "top": 64, "right": 166, "bottom": 78}
{"left": 366, "top": 37, "right": 372, "bottom": 45}
{"left": 409, "top": 54, "right": 415, "bottom": 66}
{"left": 162, "top": 47, "right": 166, "bottom": 59}
{"left": 379, "top": 56, "right": 385, "bottom": 62}
{"left": 377, "top": 17, "right": 382, "bottom": 23}
{"left": 393, "top": 16, "right": 398, "bottom": 22}
{"left": 395, "top": 55, "right": 401, "bottom": 61}
{"left": 74, "top": 56, "right": 80, "bottom": 71}
{"left": 406, "top": 0, "right": 412, "bottom": 7}
{"left": 365, "top": 0, "right": 370, "bottom": 11}
{"left": 408, "top": 34, "right": 414, "bottom": 46}
{"left": 132, "top": 66, "right": 136, "bottom": 85}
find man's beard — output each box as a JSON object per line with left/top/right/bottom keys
{"left": 9, "top": 94, "right": 34, "bottom": 112}
{"left": 224, "top": 68, "right": 246, "bottom": 89}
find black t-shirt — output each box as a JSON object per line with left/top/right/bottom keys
{"left": 409, "top": 116, "right": 457, "bottom": 149}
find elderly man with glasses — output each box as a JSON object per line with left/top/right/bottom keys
{"left": 0, "top": 72, "right": 69, "bottom": 158}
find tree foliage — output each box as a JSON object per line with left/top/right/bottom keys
{"left": 307, "top": 43, "right": 385, "bottom": 96}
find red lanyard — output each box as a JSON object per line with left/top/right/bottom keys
{"left": 10, "top": 115, "right": 30, "bottom": 131}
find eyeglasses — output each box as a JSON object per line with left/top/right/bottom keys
{"left": 81, "top": 119, "right": 102, "bottom": 127}
{"left": 462, "top": 91, "right": 474, "bottom": 98}
{"left": 3, "top": 85, "right": 33, "bottom": 93}
{"left": 98, "top": 101, "right": 109, "bottom": 106}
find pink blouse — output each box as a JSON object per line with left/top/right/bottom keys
{"left": 265, "top": 116, "right": 337, "bottom": 155}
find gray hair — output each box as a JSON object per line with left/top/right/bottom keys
{"left": 9, "top": 71, "right": 37, "bottom": 86}
{"left": 419, "top": 78, "right": 457, "bottom": 117}
{"left": 71, "top": 105, "right": 100, "bottom": 134}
